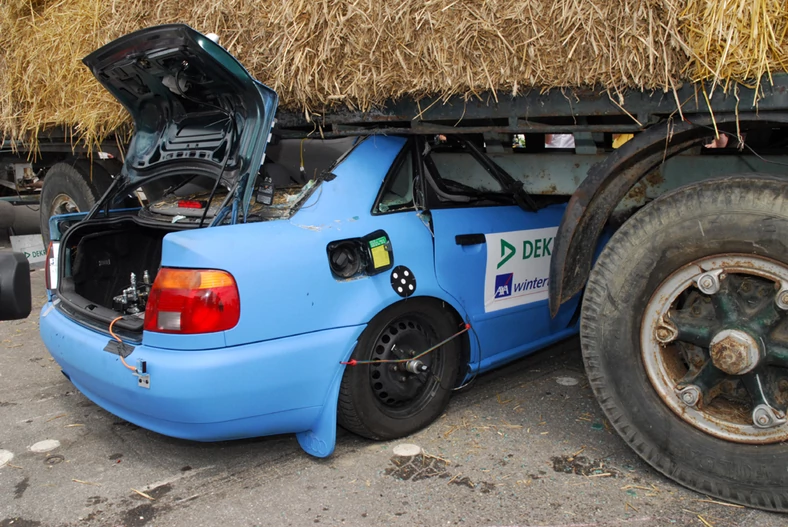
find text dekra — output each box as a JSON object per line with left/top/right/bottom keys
{"left": 522, "top": 237, "right": 552, "bottom": 259}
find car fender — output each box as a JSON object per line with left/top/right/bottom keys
{"left": 294, "top": 284, "right": 473, "bottom": 458}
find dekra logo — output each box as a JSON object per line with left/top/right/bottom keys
{"left": 496, "top": 237, "right": 553, "bottom": 269}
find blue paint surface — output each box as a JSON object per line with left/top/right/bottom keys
{"left": 40, "top": 135, "right": 602, "bottom": 457}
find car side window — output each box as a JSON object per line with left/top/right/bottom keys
{"left": 424, "top": 137, "right": 504, "bottom": 194}
{"left": 428, "top": 152, "right": 504, "bottom": 193}
{"left": 374, "top": 149, "right": 414, "bottom": 213}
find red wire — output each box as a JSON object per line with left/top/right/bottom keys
{"left": 341, "top": 323, "right": 471, "bottom": 366}
{"left": 110, "top": 316, "right": 138, "bottom": 372}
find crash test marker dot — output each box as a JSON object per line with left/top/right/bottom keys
{"left": 29, "top": 439, "right": 61, "bottom": 453}
{"left": 0, "top": 449, "right": 14, "bottom": 467}
{"left": 392, "top": 444, "right": 422, "bottom": 457}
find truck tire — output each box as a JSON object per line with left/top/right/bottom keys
{"left": 338, "top": 299, "right": 461, "bottom": 440}
{"left": 581, "top": 175, "right": 788, "bottom": 511}
{"left": 39, "top": 158, "right": 117, "bottom": 243}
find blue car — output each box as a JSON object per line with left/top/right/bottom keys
{"left": 40, "top": 24, "right": 582, "bottom": 457}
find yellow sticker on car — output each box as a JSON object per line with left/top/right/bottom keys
{"left": 371, "top": 244, "right": 391, "bottom": 268}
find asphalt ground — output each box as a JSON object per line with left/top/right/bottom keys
{"left": 1, "top": 272, "right": 786, "bottom": 527}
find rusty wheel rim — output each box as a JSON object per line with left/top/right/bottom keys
{"left": 641, "top": 254, "right": 788, "bottom": 444}
{"left": 50, "top": 193, "right": 80, "bottom": 216}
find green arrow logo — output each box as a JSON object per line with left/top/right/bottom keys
{"left": 497, "top": 239, "right": 516, "bottom": 269}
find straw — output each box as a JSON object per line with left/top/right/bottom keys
{"left": 1, "top": 0, "right": 785, "bottom": 150}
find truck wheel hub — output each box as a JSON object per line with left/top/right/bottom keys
{"left": 709, "top": 329, "right": 760, "bottom": 375}
{"left": 641, "top": 254, "right": 788, "bottom": 444}
{"left": 51, "top": 193, "right": 79, "bottom": 215}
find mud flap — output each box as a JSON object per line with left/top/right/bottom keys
{"left": 295, "top": 365, "right": 347, "bottom": 457}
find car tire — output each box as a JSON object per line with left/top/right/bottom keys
{"left": 39, "top": 158, "right": 117, "bottom": 243}
{"left": 338, "top": 299, "right": 462, "bottom": 440}
{"left": 581, "top": 175, "right": 788, "bottom": 511}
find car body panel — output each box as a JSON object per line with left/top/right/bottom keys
{"left": 41, "top": 304, "right": 362, "bottom": 449}
{"left": 40, "top": 134, "right": 584, "bottom": 458}
{"left": 431, "top": 204, "right": 580, "bottom": 368}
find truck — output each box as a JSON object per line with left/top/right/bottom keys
{"left": 1, "top": 129, "right": 124, "bottom": 242}
{"left": 3, "top": 24, "right": 788, "bottom": 512}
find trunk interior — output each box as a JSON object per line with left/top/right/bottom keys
{"left": 57, "top": 215, "right": 177, "bottom": 338}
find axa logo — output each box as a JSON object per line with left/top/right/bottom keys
{"left": 494, "top": 273, "right": 513, "bottom": 298}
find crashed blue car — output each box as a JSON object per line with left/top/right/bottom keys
{"left": 40, "top": 24, "right": 582, "bottom": 457}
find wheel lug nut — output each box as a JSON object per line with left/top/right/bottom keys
{"left": 405, "top": 359, "right": 427, "bottom": 374}
{"left": 655, "top": 320, "right": 678, "bottom": 344}
{"left": 776, "top": 289, "right": 788, "bottom": 310}
{"left": 676, "top": 385, "right": 701, "bottom": 407}
{"left": 696, "top": 271, "right": 721, "bottom": 294}
{"left": 753, "top": 406, "right": 773, "bottom": 428}
{"left": 752, "top": 404, "right": 787, "bottom": 429}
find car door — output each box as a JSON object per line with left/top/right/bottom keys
{"left": 423, "top": 137, "right": 579, "bottom": 371}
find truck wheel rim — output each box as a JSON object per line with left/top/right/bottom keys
{"left": 641, "top": 254, "right": 788, "bottom": 443}
{"left": 50, "top": 193, "right": 80, "bottom": 216}
{"left": 369, "top": 315, "right": 444, "bottom": 419}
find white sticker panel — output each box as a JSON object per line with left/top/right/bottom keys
{"left": 10, "top": 234, "right": 47, "bottom": 265}
{"left": 484, "top": 227, "right": 557, "bottom": 313}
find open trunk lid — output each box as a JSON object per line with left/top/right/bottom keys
{"left": 83, "top": 24, "right": 278, "bottom": 222}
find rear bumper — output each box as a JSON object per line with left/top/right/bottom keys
{"left": 39, "top": 302, "right": 364, "bottom": 444}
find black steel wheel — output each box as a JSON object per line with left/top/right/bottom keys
{"left": 581, "top": 175, "right": 788, "bottom": 511}
{"left": 338, "top": 299, "right": 462, "bottom": 440}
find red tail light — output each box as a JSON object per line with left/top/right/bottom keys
{"left": 144, "top": 268, "right": 240, "bottom": 334}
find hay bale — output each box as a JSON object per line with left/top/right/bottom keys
{"left": 1, "top": 0, "right": 786, "bottom": 148}
{"left": 679, "top": 0, "right": 788, "bottom": 95}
